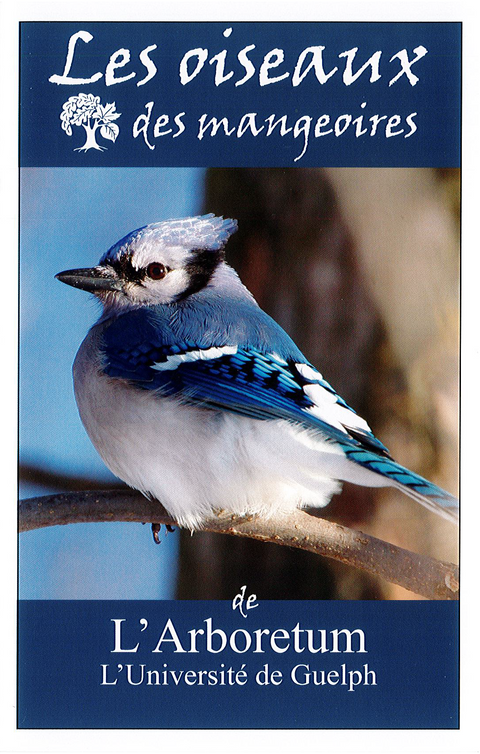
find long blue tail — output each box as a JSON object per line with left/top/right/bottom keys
{"left": 341, "top": 444, "right": 459, "bottom": 524}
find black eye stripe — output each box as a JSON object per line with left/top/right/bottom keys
{"left": 175, "top": 248, "right": 224, "bottom": 301}
{"left": 109, "top": 255, "right": 143, "bottom": 283}
{"left": 108, "top": 256, "right": 170, "bottom": 283}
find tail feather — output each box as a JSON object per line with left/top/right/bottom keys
{"left": 390, "top": 479, "right": 459, "bottom": 524}
{"left": 341, "top": 443, "right": 459, "bottom": 524}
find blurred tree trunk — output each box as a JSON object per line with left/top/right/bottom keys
{"left": 325, "top": 168, "right": 459, "bottom": 598}
{"left": 176, "top": 168, "right": 387, "bottom": 600}
{"left": 176, "top": 168, "right": 459, "bottom": 601}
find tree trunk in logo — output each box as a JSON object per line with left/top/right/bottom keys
{"left": 75, "top": 119, "right": 104, "bottom": 152}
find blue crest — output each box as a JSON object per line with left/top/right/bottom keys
{"left": 101, "top": 214, "right": 238, "bottom": 263}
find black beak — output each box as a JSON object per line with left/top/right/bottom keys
{"left": 55, "top": 266, "right": 124, "bottom": 293}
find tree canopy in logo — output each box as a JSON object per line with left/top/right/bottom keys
{"left": 60, "top": 93, "right": 121, "bottom": 152}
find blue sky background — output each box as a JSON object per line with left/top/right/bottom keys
{"left": 20, "top": 168, "right": 205, "bottom": 599}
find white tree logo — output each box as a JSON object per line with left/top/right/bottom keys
{"left": 60, "top": 93, "right": 121, "bottom": 152}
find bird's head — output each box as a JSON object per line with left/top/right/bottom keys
{"left": 55, "top": 214, "right": 238, "bottom": 309}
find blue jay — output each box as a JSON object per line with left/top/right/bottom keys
{"left": 56, "top": 214, "right": 458, "bottom": 531}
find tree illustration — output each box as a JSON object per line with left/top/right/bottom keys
{"left": 60, "top": 93, "right": 121, "bottom": 152}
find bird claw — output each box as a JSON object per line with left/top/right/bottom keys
{"left": 151, "top": 522, "right": 176, "bottom": 543}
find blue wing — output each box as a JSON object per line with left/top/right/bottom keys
{"left": 102, "top": 316, "right": 458, "bottom": 523}
{"left": 103, "top": 336, "right": 385, "bottom": 451}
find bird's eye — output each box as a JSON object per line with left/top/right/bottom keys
{"left": 146, "top": 262, "right": 167, "bottom": 280}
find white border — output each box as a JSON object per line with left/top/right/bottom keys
{"left": 2, "top": 1, "right": 477, "bottom": 752}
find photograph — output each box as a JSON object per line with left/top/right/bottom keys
{"left": 19, "top": 166, "right": 459, "bottom": 601}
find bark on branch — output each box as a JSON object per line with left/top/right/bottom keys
{"left": 19, "top": 490, "right": 459, "bottom": 601}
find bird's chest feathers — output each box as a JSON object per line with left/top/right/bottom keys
{"left": 74, "top": 325, "right": 209, "bottom": 444}
{"left": 73, "top": 326, "right": 229, "bottom": 501}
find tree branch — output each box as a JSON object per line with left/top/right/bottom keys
{"left": 19, "top": 461, "right": 125, "bottom": 492}
{"left": 19, "top": 490, "right": 459, "bottom": 601}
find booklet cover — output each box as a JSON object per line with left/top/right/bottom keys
{"left": 18, "top": 21, "right": 460, "bottom": 729}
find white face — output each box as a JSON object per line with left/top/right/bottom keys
{"left": 125, "top": 267, "right": 191, "bottom": 305}
{"left": 109, "top": 263, "right": 192, "bottom": 307}
{"left": 96, "top": 247, "right": 197, "bottom": 309}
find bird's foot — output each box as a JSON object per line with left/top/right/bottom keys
{"left": 151, "top": 522, "right": 176, "bottom": 544}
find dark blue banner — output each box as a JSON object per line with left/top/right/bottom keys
{"left": 18, "top": 599, "right": 459, "bottom": 729}
{"left": 20, "top": 22, "right": 461, "bottom": 167}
